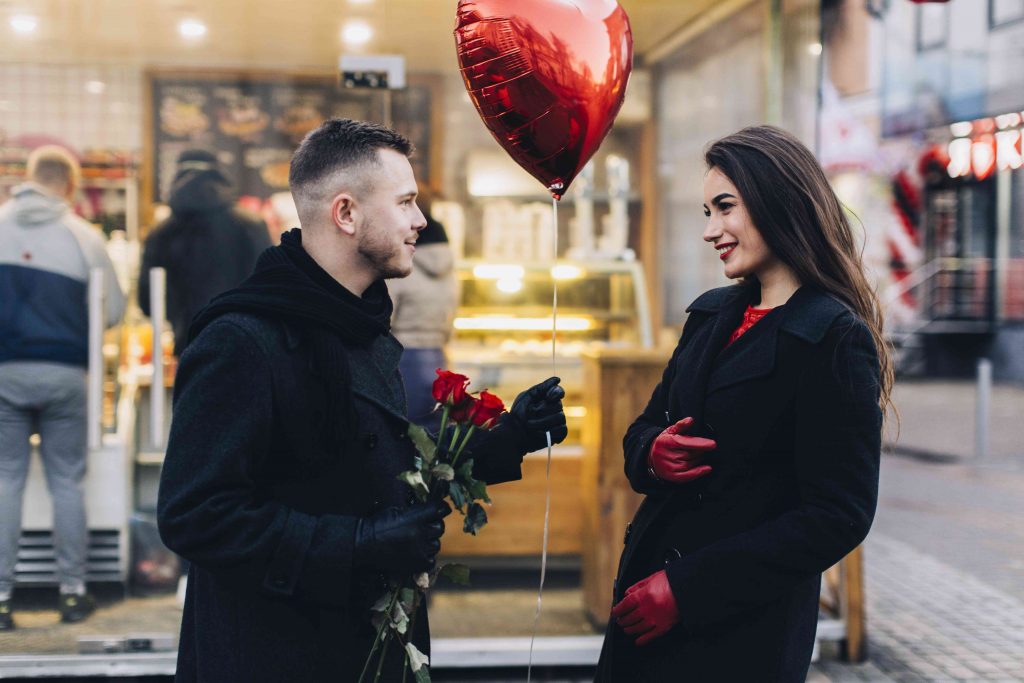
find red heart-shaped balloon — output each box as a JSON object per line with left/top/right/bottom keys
{"left": 455, "top": 0, "right": 633, "bottom": 199}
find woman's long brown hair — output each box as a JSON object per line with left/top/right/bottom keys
{"left": 705, "top": 125, "right": 894, "bottom": 417}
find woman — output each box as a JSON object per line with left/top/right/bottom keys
{"left": 596, "top": 126, "right": 890, "bottom": 682}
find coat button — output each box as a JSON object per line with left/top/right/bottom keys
{"left": 696, "top": 492, "right": 703, "bottom": 506}
{"left": 272, "top": 577, "right": 286, "bottom": 588}
{"left": 365, "top": 433, "right": 378, "bottom": 449}
{"left": 663, "top": 547, "right": 682, "bottom": 565}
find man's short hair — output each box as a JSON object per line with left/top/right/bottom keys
{"left": 27, "top": 145, "right": 80, "bottom": 191}
{"left": 288, "top": 118, "right": 413, "bottom": 202}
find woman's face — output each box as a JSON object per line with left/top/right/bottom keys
{"left": 701, "top": 167, "right": 780, "bottom": 281}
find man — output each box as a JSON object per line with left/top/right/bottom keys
{"left": 157, "top": 119, "right": 567, "bottom": 681}
{"left": 138, "top": 149, "right": 271, "bottom": 355}
{"left": 0, "top": 146, "right": 126, "bottom": 629}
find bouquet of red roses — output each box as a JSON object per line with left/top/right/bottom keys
{"left": 360, "top": 370, "right": 505, "bottom": 683}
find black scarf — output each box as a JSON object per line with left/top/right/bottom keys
{"left": 188, "top": 228, "right": 393, "bottom": 456}
{"left": 189, "top": 228, "right": 392, "bottom": 345}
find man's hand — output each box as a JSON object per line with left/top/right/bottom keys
{"left": 611, "top": 569, "right": 680, "bottom": 646}
{"left": 505, "top": 376, "right": 568, "bottom": 452}
{"left": 353, "top": 501, "right": 451, "bottom": 573}
{"left": 648, "top": 417, "right": 715, "bottom": 483}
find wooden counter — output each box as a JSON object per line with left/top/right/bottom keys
{"left": 579, "top": 348, "right": 672, "bottom": 626}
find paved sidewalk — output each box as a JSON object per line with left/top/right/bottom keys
{"left": 887, "top": 380, "right": 1024, "bottom": 464}
{"left": 860, "top": 533, "right": 1024, "bottom": 682}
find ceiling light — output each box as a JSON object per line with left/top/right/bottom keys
{"left": 179, "top": 18, "right": 207, "bottom": 39}
{"left": 342, "top": 20, "right": 373, "bottom": 46}
{"left": 348, "top": 0, "right": 376, "bottom": 4}
{"left": 807, "top": 42, "right": 823, "bottom": 56}
{"left": 10, "top": 14, "right": 38, "bottom": 34}
{"left": 85, "top": 80, "right": 106, "bottom": 95}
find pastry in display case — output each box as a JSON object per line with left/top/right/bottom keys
{"left": 441, "top": 259, "right": 652, "bottom": 557}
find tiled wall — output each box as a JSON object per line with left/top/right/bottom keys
{"left": 0, "top": 63, "right": 142, "bottom": 153}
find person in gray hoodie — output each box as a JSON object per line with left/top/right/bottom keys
{"left": 388, "top": 195, "right": 459, "bottom": 431}
{"left": 0, "top": 145, "right": 125, "bottom": 629}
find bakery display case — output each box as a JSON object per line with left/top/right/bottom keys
{"left": 441, "top": 258, "right": 652, "bottom": 557}
{"left": 448, "top": 258, "right": 653, "bottom": 445}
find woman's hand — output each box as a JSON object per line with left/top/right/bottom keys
{"left": 647, "top": 417, "right": 715, "bottom": 483}
{"left": 611, "top": 569, "right": 680, "bottom": 646}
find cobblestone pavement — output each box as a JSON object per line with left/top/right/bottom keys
{"left": 859, "top": 533, "right": 1024, "bottom": 683}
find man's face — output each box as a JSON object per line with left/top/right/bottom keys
{"left": 355, "top": 148, "right": 427, "bottom": 280}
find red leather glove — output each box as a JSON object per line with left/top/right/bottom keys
{"left": 647, "top": 417, "right": 715, "bottom": 483}
{"left": 610, "top": 569, "right": 680, "bottom": 646}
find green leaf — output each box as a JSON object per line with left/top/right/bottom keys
{"left": 399, "top": 587, "right": 416, "bottom": 610}
{"left": 467, "top": 476, "right": 491, "bottom": 504}
{"left": 391, "top": 600, "right": 409, "bottom": 635}
{"left": 463, "top": 502, "right": 488, "bottom": 535}
{"left": 414, "top": 666, "right": 432, "bottom": 683}
{"left": 405, "top": 642, "right": 430, "bottom": 673}
{"left": 397, "top": 470, "right": 429, "bottom": 501}
{"left": 431, "top": 463, "right": 455, "bottom": 482}
{"left": 407, "top": 424, "right": 437, "bottom": 465}
{"left": 370, "top": 592, "right": 391, "bottom": 614}
{"left": 457, "top": 459, "right": 474, "bottom": 481}
{"left": 448, "top": 480, "right": 468, "bottom": 511}
{"left": 439, "top": 563, "right": 471, "bottom": 586}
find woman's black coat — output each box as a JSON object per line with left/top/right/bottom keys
{"left": 596, "top": 284, "right": 882, "bottom": 682}
{"left": 157, "top": 313, "right": 525, "bottom": 682}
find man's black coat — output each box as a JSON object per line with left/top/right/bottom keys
{"left": 596, "top": 284, "right": 882, "bottom": 682}
{"left": 157, "top": 236, "right": 526, "bottom": 682}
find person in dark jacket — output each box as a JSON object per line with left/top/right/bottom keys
{"left": 596, "top": 126, "right": 890, "bottom": 682}
{"left": 156, "top": 119, "right": 567, "bottom": 682}
{"left": 389, "top": 188, "right": 458, "bottom": 432}
{"left": 138, "top": 149, "right": 271, "bottom": 355}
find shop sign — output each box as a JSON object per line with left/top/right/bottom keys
{"left": 947, "top": 113, "right": 1024, "bottom": 179}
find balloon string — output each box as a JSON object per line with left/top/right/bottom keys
{"left": 527, "top": 195, "right": 559, "bottom": 683}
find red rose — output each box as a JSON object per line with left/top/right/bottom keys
{"left": 449, "top": 396, "right": 476, "bottom": 423}
{"left": 470, "top": 390, "right": 505, "bottom": 429}
{"left": 432, "top": 369, "right": 470, "bottom": 406}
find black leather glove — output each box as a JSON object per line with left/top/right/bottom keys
{"left": 504, "top": 376, "right": 568, "bottom": 453}
{"left": 353, "top": 502, "right": 451, "bottom": 573}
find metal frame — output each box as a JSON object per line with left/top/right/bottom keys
{"left": 989, "top": 0, "right": 1024, "bottom": 30}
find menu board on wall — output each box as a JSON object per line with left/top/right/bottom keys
{"left": 149, "top": 73, "right": 433, "bottom": 204}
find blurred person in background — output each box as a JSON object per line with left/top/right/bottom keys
{"left": 0, "top": 145, "right": 126, "bottom": 629}
{"left": 138, "top": 149, "right": 271, "bottom": 356}
{"left": 388, "top": 186, "right": 459, "bottom": 431}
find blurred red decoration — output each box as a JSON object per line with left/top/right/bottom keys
{"left": 454, "top": 0, "right": 633, "bottom": 199}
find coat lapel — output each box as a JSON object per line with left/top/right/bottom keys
{"left": 673, "top": 285, "right": 754, "bottom": 422}
{"left": 706, "top": 310, "right": 782, "bottom": 395}
{"left": 705, "top": 286, "right": 852, "bottom": 396}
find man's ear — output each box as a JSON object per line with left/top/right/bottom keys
{"left": 331, "top": 192, "right": 357, "bottom": 236}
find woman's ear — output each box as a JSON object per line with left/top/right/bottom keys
{"left": 331, "top": 193, "right": 357, "bottom": 236}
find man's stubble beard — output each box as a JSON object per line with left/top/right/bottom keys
{"left": 357, "top": 220, "right": 410, "bottom": 280}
